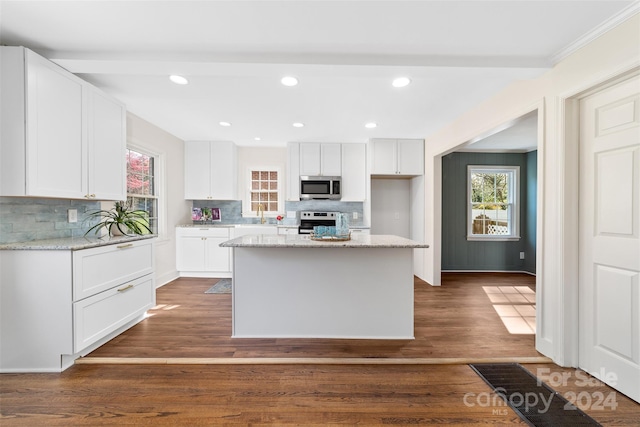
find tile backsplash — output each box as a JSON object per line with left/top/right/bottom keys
{"left": 191, "top": 200, "right": 364, "bottom": 226}
{"left": 0, "top": 197, "right": 101, "bottom": 244}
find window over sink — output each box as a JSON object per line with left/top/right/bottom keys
{"left": 243, "top": 168, "right": 283, "bottom": 217}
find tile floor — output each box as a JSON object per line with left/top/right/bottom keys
{"left": 483, "top": 285, "right": 536, "bottom": 334}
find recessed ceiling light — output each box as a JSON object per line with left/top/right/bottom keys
{"left": 281, "top": 76, "right": 299, "bottom": 86}
{"left": 254, "top": 137, "right": 261, "bottom": 141}
{"left": 169, "top": 75, "right": 189, "bottom": 85}
{"left": 392, "top": 77, "right": 411, "bottom": 88}
{"left": 365, "top": 122, "right": 377, "bottom": 129}
{"left": 292, "top": 122, "right": 304, "bottom": 128}
{"left": 219, "top": 121, "right": 232, "bottom": 127}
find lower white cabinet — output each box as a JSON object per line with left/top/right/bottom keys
{"left": 74, "top": 274, "right": 154, "bottom": 352}
{"left": 0, "top": 238, "right": 155, "bottom": 372}
{"left": 176, "top": 227, "right": 232, "bottom": 277}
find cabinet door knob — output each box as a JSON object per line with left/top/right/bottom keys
{"left": 117, "top": 284, "right": 134, "bottom": 292}
{"left": 116, "top": 243, "right": 133, "bottom": 249}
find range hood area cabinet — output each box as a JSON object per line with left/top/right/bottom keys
{"left": 0, "top": 46, "right": 126, "bottom": 200}
{"left": 286, "top": 142, "right": 367, "bottom": 201}
{"left": 299, "top": 142, "right": 342, "bottom": 176}
{"left": 286, "top": 142, "right": 301, "bottom": 201}
{"left": 184, "top": 140, "right": 237, "bottom": 200}
{"left": 370, "top": 138, "right": 424, "bottom": 176}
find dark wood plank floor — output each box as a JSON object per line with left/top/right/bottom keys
{"left": 86, "top": 273, "right": 541, "bottom": 359}
{"left": 2, "top": 273, "right": 638, "bottom": 425}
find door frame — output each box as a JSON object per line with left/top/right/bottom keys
{"left": 557, "top": 64, "right": 640, "bottom": 367}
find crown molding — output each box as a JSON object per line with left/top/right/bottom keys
{"left": 550, "top": 1, "right": 640, "bottom": 65}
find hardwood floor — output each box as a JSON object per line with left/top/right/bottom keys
{"left": 85, "top": 273, "right": 541, "bottom": 360}
{"left": 1, "top": 273, "right": 638, "bottom": 425}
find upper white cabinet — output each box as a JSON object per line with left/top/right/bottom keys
{"left": 286, "top": 142, "right": 300, "bottom": 201}
{"left": 299, "top": 143, "right": 342, "bottom": 176}
{"left": 0, "top": 46, "right": 126, "bottom": 200}
{"left": 184, "top": 141, "right": 237, "bottom": 200}
{"left": 341, "top": 143, "right": 367, "bottom": 201}
{"left": 370, "top": 138, "right": 424, "bottom": 176}
{"left": 86, "top": 87, "right": 127, "bottom": 200}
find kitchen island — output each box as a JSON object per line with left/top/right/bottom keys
{"left": 220, "top": 234, "right": 428, "bottom": 339}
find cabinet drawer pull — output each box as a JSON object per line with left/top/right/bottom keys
{"left": 116, "top": 243, "right": 133, "bottom": 249}
{"left": 117, "top": 284, "right": 134, "bottom": 292}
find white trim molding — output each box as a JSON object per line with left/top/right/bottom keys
{"left": 551, "top": 2, "right": 640, "bottom": 65}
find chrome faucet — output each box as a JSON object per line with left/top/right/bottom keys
{"left": 257, "top": 203, "right": 266, "bottom": 224}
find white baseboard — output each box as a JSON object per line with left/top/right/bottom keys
{"left": 156, "top": 270, "right": 179, "bottom": 288}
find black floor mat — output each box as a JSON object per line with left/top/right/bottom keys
{"left": 469, "top": 363, "right": 601, "bottom": 427}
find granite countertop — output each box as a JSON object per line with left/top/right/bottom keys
{"left": 0, "top": 234, "right": 156, "bottom": 251}
{"left": 220, "top": 234, "right": 428, "bottom": 249}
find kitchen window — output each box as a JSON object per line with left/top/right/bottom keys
{"left": 467, "top": 165, "right": 520, "bottom": 241}
{"left": 244, "top": 168, "right": 282, "bottom": 216}
{"left": 126, "top": 147, "right": 159, "bottom": 234}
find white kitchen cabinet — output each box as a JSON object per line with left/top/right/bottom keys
{"left": 0, "top": 238, "right": 155, "bottom": 372}
{"left": 184, "top": 141, "right": 237, "bottom": 200}
{"left": 286, "top": 142, "right": 300, "bottom": 201}
{"left": 86, "top": 87, "right": 127, "bottom": 200}
{"left": 370, "top": 138, "right": 424, "bottom": 176}
{"left": 176, "top": 227, "right": 232, "bottom": 277}
{"left": 0, "top": 46, "right": 126, "bottom": 200}
{"left": 299, "top": 143, "right": 341, "bottom": 176}
{"left": 74, "top": 274, "right": 154, "bottom": 352}
{"left": 341, "top": 143, "right": 367, "bottom": 201}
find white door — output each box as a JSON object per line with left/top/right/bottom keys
{"left": 579, "top": 75, "right": 640, "bottom": 403}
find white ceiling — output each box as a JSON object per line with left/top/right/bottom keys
{"left": 0, "top": 0, "right": 636, "bottom": 147}
{"left": 460, "top": 111, "right": 539, "bottom": 152}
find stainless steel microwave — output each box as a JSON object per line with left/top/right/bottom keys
{"left": 299, "top": 176, "right": 341, "bottom": 200}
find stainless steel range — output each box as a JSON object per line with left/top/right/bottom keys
{"left": 298, "top": 211, "right": 338, "bottom": 234}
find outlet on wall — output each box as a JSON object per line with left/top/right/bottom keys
{"left": 68, "top": 209, "right": 78, "bottom": 223}
{"left": 353, "top": 212, "right": 358, "bottom": 220}
{"left": 519, "top": 251, "right": 525, "bottom": 260}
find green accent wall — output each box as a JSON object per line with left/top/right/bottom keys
{"left": 441, "top": 151, "right": 537, "bottom": 273}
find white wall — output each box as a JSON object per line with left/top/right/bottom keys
{"left": 371, "top": 178, "right": 411, "bottom": 238}
{"left": 127, "top": 112, "right": 191, "bottom": 287}
{"left": 420, "top": 13, "right": 640, "bottom": 365}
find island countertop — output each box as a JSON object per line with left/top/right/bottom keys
{"left": 220, "top": 233, "right": 428, "bottom": 249}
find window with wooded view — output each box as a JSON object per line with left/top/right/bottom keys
{"left": 467, "top": 165, "right": 519, "bottom": 240}
{"left": 126, "top": 148, "right": 157, "bottom": 233}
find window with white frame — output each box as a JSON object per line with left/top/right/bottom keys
{"left": 467, "top": 165, "right": 520, "bottom": 240}
{"left": 126, "top": 147, "right": 159, "bottom": 234}
{"left": 244, "top": 168, "right": 282, "bottom": 216}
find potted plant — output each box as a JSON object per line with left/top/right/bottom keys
{"left": 84, "top": 200, "right": 152, "bottom": 236}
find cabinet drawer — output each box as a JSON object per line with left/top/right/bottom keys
{"left": 73, "top": 274, "right": 155, "bottom": 352}
{"left": 73, "top": 239, "right": 154, "bottom": 301}
{"left": 176, "top": 227, "right": 230, "bottom": 238}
